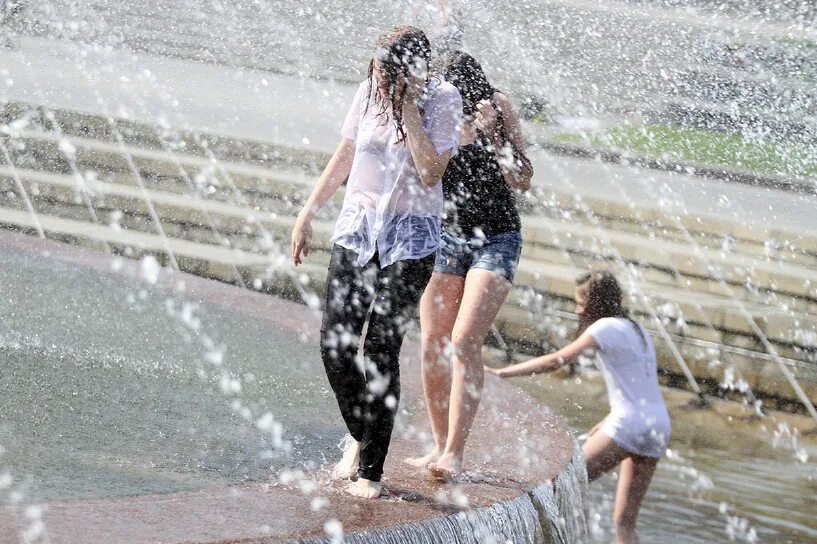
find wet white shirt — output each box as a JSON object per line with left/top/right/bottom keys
{"left": 332, "top": 78, "right": 462, "bottom": 268}
{"left": 587, "top": 317, "right": 671, "bottom": 457}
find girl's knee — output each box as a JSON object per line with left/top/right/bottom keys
{"left": 450, "top": 332, "right": 483, "bottom": 359}
{"left": 422, "top": 336, "right": 453, "bottom": 360}
{"left": 422, "top": 333, "right": 451, "bottom": 350}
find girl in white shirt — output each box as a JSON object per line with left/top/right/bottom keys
{"left": 486, "top": 271, "right": 670, "bottom": 544}
{"left": 291, "top": 26, "right": 461, "bottom": 499}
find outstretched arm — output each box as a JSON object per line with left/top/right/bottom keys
{"left": 486, "top": 330, "right": 597, "bottom": 378}
{"left": 291, "top": 138, "right": 355, "bottom": 265}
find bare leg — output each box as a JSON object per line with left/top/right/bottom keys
{"left": 429, "top": 269, "right": 511, "bottom": 478}
{"left": 405, "top": 272, "right": 464, "bottom": 468}
{"left": 582, "top": 427, "right": 630, "bottom": 482}
{"left": 612, "top": 455, "right": 658, "bottom": 544}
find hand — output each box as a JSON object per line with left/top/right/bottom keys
{"left": 484, "top": 365, "right": 505, "bottom": 378}
{"left": 291, "top": 212, "right": 313, "bottom": 266}
{"left": 402, "top": 74, "right": 424, "bottom": 110}
{"left": 588, "top": 420, "right": 604, "bottom": 437}
{"left": 474, "top": 99, "right": 499, "bottom": 136}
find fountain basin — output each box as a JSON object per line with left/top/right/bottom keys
{"left": 0, "top": 232, "right": 587, "bottom": 543}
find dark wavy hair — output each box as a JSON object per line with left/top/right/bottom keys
{"left": 575, "top": 270, "right": 646, "bottom": 346}
{"left": 364, "top": 26, "right": 431, "bottom": 143}
{"left": 442, "top": 50, "right": 495, "bottom": 119}
{"left": 441, "top": 50, "right": 532, "bottom": 173}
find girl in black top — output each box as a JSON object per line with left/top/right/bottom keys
{"left": 406, "top": 51, "right": 532, "bottom": 478}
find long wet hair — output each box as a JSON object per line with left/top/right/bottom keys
{"left": 441, "top": 50, "right": 495, "bottom": 119}
{"left": 441, "top": 50, "right": 531, "bottom": 172}
{"left": 575, "top": 270, "right": 647, "bottom": 346}
{"left": 364, "top": 26, "right": 432, "bottom": 143}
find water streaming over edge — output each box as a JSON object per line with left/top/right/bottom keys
{"left": 298, "top": 442, "right": 589, "bottom": 544}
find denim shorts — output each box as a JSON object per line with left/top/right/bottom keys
{"left": 434, "top": 230, "right": 522, "bottom": 283}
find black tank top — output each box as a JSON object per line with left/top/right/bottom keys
{"left": 441, "top": 141, "right": 521, "bottom": 237}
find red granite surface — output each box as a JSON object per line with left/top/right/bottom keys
{"left": 0, "top": 232, "right": 575, "bottom": 543}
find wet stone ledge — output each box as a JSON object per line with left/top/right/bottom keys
{"left": 0, "top": 231, "right": 588, "bottom": 543}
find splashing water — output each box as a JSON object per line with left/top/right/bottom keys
{"left": 2, "top": 0, "right": 816, "bottom": 542}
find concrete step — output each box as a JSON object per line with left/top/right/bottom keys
{"left": 2, "top": 166, "right": 814, "bottom": 356}
{"left": 7, "top": 127, "right": 811, "bottom": 268}
{"left": 521, "top": 214, "right": 817, "bottom": 305}
{"left": 519, "top": 187, "right": 817, "bottom": 269}
{"left": 5, "top": 130, "right": 318, "bottom": 187}
{"left": 11, "top": 125, "right": 817, "bottom": 273}
{"left": 520, "top": 240, "right": 817, "bottom": 319}
{"left": 494, "top": 301, "right": 817, "bottom": 407}
{"left": 2, "top": 125, "right": 816, "bottom": 357}
{"left": 2, "top": 132, "right": 343, "bottom": 218}
{"left": 6, "top": 167, "right": 817, "bottom": 332}
{"left": 3, "top": 201, "right": 814, "bottom": 404}
{"left": 0, "top": 104, "right": 332, "bottom": 173}
{"left": 5, "top": 164, "right": 814, "bottom": 310}
{"left": 5, "top": 109, "right": 815, "bottom": 268}
{"left": 0, "top": 166, "right": 337, "bottom": 251}
{"left": 508, "top": 259, "right": 816, "bottom": 358}
{"left": 0, "top": 205, "right": 330, "bottom": 301}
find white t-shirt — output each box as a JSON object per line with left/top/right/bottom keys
{"left": 586, "top": 317, "right": 666, "bottom": 416}
{"left": 332, "top": 78, "right": 462, "bottom": 268}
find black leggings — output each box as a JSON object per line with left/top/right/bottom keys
{"left": 320, "top": 245, "right": 434, "bottom": 482}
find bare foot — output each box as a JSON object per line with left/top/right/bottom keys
{"left": 346, "top": 478, "right": 382, "bottom": 498}
{"left": 403, "top": 447, "right": 442, "bottom": 469}
{"left": 428, "top": 452, "right": 463, "bottom": 481}
{"left": 331, "top": 436, "right": 360, "bottom": 481}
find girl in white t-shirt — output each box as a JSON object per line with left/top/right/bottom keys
{"left": 291, "top": 26, "right": 461, "bottom": 499}
{"left": 486, "top": 271, "right": 670, "bottom": 544}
